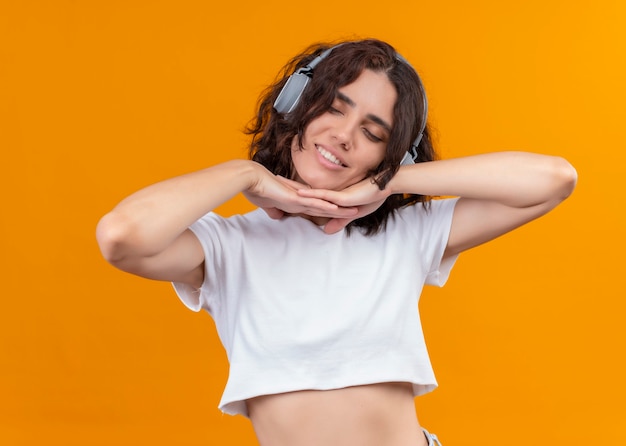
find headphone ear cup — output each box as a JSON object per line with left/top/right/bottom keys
{"left": 273, "top": 73, "right": 311, "bottom": 115}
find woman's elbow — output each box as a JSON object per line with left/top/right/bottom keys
{"left": 552, "top": 156, "right": 578, "bottom": 201}
{"left": 96, "top": 211, "right": 138, "bottom": 266}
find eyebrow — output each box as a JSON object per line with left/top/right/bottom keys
{"left": 336, "top": 92, "right": 392, "bottom": 133}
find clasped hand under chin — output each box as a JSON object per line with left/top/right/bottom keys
{"left": 258, "top": 175, "right": 389, "bottom": 234}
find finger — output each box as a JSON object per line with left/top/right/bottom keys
{"left": 263, "top": 207, "right": 285, "bottom": 220}
{"left": 323, "top": 217, "right": 354, "bottom": 234}
{"left": 300, "top": 205, "right": 358, "bottom": 218}
{"left": 295, "top": 195, "right": 357, "bottom": 214}
{"left": 296, "top": 188, "right": 342, "bottom": 202}
{"left": 275, "top": 175, "right": 311, "bottom": 190}
{"left": 272, "top": 194, "right": 356, "bottom": 218}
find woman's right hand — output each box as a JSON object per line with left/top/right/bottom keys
{"left": 243, "top": 163, "right": 359, "bottom": 220}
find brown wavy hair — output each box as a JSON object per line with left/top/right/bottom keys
{"left": 246, "top": 38, "right": 438, "bottom": 235}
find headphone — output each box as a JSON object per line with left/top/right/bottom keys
{"left": 273, "top": 45, "right": 428, "bottom": 166}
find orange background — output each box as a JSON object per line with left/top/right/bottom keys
{"left": 1, "top": 1, "right": 624, "bottom": 445}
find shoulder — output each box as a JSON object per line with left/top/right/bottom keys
{"left": 191, "top": 208, "right": 267, "bottom": 233}
{"left": 395, "top": 197, "right": 459, "bottom": 224}
{"left": 387, "top": 198, "right": 459, "bottom": 247}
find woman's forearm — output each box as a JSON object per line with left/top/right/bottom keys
{"left": 389, "top": 151, "right": 577, "bottom": 207}
{"left": 96, "top": 159, "right": 256, "bottom": 261}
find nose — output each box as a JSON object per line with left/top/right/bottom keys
{"left": 331, "top": 116, "right": 357, "bottom": 150}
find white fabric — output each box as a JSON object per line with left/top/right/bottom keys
{"left": 173, "top": 198, "right": 459, "bottom": 416}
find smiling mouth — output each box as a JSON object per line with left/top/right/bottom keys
{"left": 317, "top": 146, "right": 347, "bottom": 167}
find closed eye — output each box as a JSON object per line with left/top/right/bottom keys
{"left": 363, "top": 128, "right": 384, "bottom": 143}
{"left": 328, "top": 104, "right": 343, "bottom": 115}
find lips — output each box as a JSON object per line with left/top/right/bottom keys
{"left": 316, "top": 145, "right": 347, "bottom": 167}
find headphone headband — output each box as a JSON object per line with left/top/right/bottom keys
{"left": 273, "top": 44, "right": 428, "bottom": 165}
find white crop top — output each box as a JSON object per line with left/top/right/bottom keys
{"left": 173, "top": 198, "right": 459, "bottom": 416}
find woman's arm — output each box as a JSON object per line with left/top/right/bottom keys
{"left": 297, "top": 152, "right": 577, "bottom": 254}
{"left": 96, "top": 159, "right": 357, "bottom": 287}
{"left": 389, "top": 152, "right": 577, "bottom": 257}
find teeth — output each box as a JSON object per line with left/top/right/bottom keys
{"left": 317, "top": 147, "right": 343, "bottom": 166}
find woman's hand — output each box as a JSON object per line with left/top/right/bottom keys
{"left": 296, "top": 176, "right": 391, "bottom": 234}
{"left": 243, "top": 163, "right": 359, "bottom": 220}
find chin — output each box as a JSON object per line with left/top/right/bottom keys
{"left": 307, "top": 173, "right": 368, "bottom": 191}
{"left": 304, "top": 179, "right": 339, "bottom": 190}
{"left": 293, "top": 160, "right": 363, "bottom": 191}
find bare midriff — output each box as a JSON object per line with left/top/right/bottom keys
{"left": 247, "top": 382, "right": 428, "bottom": 446}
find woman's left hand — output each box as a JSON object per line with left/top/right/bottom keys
{"left": 297, "top": 177, "right": 391, "bottom": 234}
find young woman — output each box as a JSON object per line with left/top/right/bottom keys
{"left": 96, "top": 39, "right": 577, "bottom": 446}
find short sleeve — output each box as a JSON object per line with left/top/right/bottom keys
{"left": 421, "top": 198, "right": 460, "bottom": 287}
{"left": 172, "top": 280, "right": 204, "bottom": 312}
{"left": 171, "top": 212, "right": 225, "bottom": 314}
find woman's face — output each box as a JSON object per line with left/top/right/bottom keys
{"left": 291, "top": 69, "right": 397, "bottom": 191}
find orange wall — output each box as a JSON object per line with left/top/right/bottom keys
{"left": 1, "top": 1, "right": 624, "bottom": 445}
